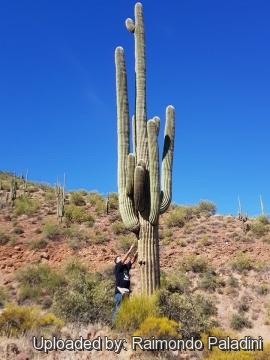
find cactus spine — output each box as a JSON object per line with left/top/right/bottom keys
{"left": 55, "top": 174, "right": 65, "bottom": 224}
{"left": 115, "top": 3, "right": 175, "bottom": 294}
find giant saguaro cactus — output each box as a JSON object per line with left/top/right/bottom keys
{"left": 115, "top": 2, "right": 175, "bottom": 295}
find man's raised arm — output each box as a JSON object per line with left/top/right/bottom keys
{"left": 122, "top": 244, "right": 135, "bottom": 264}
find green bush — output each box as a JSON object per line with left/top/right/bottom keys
{"left": 0, "top": 286, "right": 9, "bottom": 308}
{"left": 0, "top": 231, "right": 10, "bottom": 245}
{"left": 64, "top": 226, "right": 89, "bottom": 249}
{"left": 229, "top": 252, "right": 253, "bottom": 273}
{"left": 198, "top": 200, "right": 217, "bottom": 215}
{"left": 42, "top": 220, "right": 62, "bottom": 240}
{"left": 52, "top": 259, "right": 114, "bottom": 324}
{"left": 65, "top": 204, "right": 94, "bottom": 224}
{"left": 87, "top": 191, "right": 106, "bottom": 214}
{"left": 180, "top": 255, "right": 212, "bottom": 273}
{"left": 158, "top": 290, "right": 217, "bottom": 339}
{"left": 198, "top": 271, "right": 226, "bottom": 292}
{"left": 14, "top": 194, "right": 40, "bottom": 216}
{"left": 116, "top": 234, "right": 136, "bottom": 253}
{"left": 0, "top": 303, "right": 63, "bottom": 337}
{"left": 27, "top": 237, "right": 48, "bottom": 250}
{"left": 230, "top": 313, "right": 252, "bottom": 331}
{"left": 111, "top": 220, "right": 126, "bottom": 235}
{"left": 70, "top": 191, "right": 86, "bottom": 206}
{"left": 161, "top": 270, "right": 190, "bottom": 294}
{"left": 250, "top": 220, "right": 269, "bottom": 237}
{"left": 16, "top": 264, "right": 65, "bottom": 302}
{"left": 256, "top": 214, "right": 270, "bottom": 225}
{"left": 108, "top": 192, "right": 119, "bottom": 210}
{"left": 165, "top": 206, "right": 187, "bottom": 228}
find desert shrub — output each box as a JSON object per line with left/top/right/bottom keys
{"left": 70, "top": 191, "right": 86, "bottom": 206}
{"left": 133, "top": 316, "right": 180, "bottom": 340}
{"left": 13, "top": 226, "right": 24, "bottom": 234}
{"left": 164, "top": 228, "right": 173, "bottom": 238}
{"left": 91, "top": 232, "right": 108, "bottom": 244}
{"left": 110, "top": 210, "right": 122, "bottom": 222}
{"left": 3, "top": 214, "right": 12, "bottom": 221}
{"left": 111, "top": 221, "right": 126, "bottom": 235}
{"left": 115, "top": 294, "right": 159, "bottom": 332}
{"left": 250, "top": 221, "right": 269, "bottom": 237}
{"left": 116, "top": 234, "right": 136, "bottom": 253}
{"left": 65, "top": 204, "right": 94, "bottom": 224}
{"left": 42, "top": 220, "right": 62, "bottom": 240}
{"left": 229, "top": 252, "right": 253, "bottom": 273}
{"left": 87, "top": 191, "right": 106, "bottom": 214}
{"left": 162, "top": 270, "right": 190, "bottom": 294}
{"left": 227, "top": 275, "right": 239, "bottom": 288}
{"left": 198, "top": 271, "right": 226, "bottom": 292}
{"left": 63, "top": 225, "right": 89, "bottom": 249}
{"left": 52, "top": 260, "right": 114, "bottom": 324}
{"left": 0, "top": 231, "right": 10, "bottom": 245}
{"left": 198, "top": 200, "right": 217, "bottom": 215}
{"left": 256, "top": 284, "right": 269, "bottom": 295}
{"left": 78, "top": 189, "right": 88, "bottom": 196}
{"left": 27, "top": 237, "right": 48, "bottom": 250}
{"left": 238, "top": 302, "right": 249, "bottom": 313}
{"left": 16, "top": 264, "right": 65, "bottom": 302}
{"left": 200, "top": 234, "right": 212, "bottom": 246}
{"left": 180, "top": 255, "right": 212, "bottom": 273}
{"left": 165, "top": 206, "right": 187, "bottom": 228}
{"left": 158, "top": 290, "right": 216, "bottom": 339}
{"left": 14, "top": 194, "right": 40, "bottom": 216}
{"left": 0, "top": 303, "right": 63, "bottom": 337}
{"left": 0, "top": 286, "right": 9, "bottom": 308}
{"left": 230, "top": 313, "right": 252, "bottom": 331}
{"left": 256, "top": 214, "right": 270, "bottom": 225}
{"left": 108, "top": 192, "right": 119, "bottom": 210}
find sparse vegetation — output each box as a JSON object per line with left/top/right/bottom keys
{"left": 230, "top": 313, "right": 252, "bottom": 330}
{"left": 0, "top": 303, "right": 64, "bottom": 337}
{"left": 229, "top": 252, "right": 253, "bottom": 273}
{"left": 65, "top": 204, "right": 94, "bottom": 224}
{"left": 0, "top": 230, "right": 10, "bottom": 245}
{"left": 14, "top": 194, "right": 40, "bottom": 216}
{"left": 70, "top": 191, "right": 86, "bottom": 206}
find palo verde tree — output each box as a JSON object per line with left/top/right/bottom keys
{"left": 115, "top": 2, "right": 175, "bottom": 294}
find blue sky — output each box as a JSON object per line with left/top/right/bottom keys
{"left": 1, "top": 0, "right": 270, "bottom": 217}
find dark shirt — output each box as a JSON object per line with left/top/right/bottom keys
{"left": 115, "top": 261, "right": 131, "bottom": 294}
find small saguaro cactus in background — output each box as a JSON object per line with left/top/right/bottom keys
{"left": 10, "top": 175, "right": 17, "bottom": 207}
{"left": 23, "top": 169, "right": 28, "bottom": 194}
{"left": 115, "top": 2, "right": 175, "bottom": 295}
{"left": 55, "top": 174, "right": 66, "bottom": 224}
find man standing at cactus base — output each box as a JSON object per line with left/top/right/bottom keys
{"left": 112, "top": 244, "right": 138, "bottom": 327}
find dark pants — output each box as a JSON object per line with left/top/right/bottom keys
{"left": 112, "top": 292, "right": 122, "bottom": 327}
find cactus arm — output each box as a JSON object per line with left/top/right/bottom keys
{"left": 160, "top": 105, "right": 175, "bottom": 214}
{"left": 148, "top": 119, "right": 160, "bottom": 224}
{"left": 132, "top": 115, "right": 137, "bottom": 160}
{"left": 126, "top": 153, "right": 135, "bottom": 196}
{"left": 115, "top": 46, "right": 139, "bottom": 232}
{"left": 134, "top": 165, "right": 145, "bottom": 212}
{"left": 127, "top": 3, "right": 148, "bottom": 163}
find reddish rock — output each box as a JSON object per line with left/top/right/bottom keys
{"left": 16, "top": 352, "right": 29, "bottom": 360}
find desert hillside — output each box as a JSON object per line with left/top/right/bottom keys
{"left": 0, "top": 170, "right": 270, "bottom": 360}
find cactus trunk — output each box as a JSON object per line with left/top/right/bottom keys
{"left": 115, "top": 3, "right": 175, "bottom": 295}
